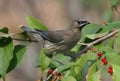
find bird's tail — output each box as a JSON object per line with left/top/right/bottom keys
{"left": 20, "top": 25, "right": 44, "bottom": 43}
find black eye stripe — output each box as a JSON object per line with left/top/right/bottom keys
{"left": 77, "top": 21, "right": 87, "bottom": 25}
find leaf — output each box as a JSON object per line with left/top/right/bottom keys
{"left": 0, "top": 37, "right": 13, "bottom": 47}
{"left": 0, "top": 27, "right": 8, "bottom": 34}
{"left": 86, "top": 70, "right": 101, "bottom": 81}
{"left": 39, "top": 49, "right": 52, "bottom": 71}
{"left": 57, "top": 63, "right": 76, "bottom": 73}
{"left": 61, "top": 76, "right": 77, "bottom": 81}
{"left": 81, "top": 24, "right": 101, "bottom": 42}
{"left": 71, "top": 51, "right": 97, "bottom": 78}
{"left": 114, "top": 30, "right": 120, "bottom": 52}
{"left": 106, "top": 52, "right": 120, "bottom": 66}
{"left": 86, "top": 32, "right": 108, "bottom": 39}
{"left": 87, "top": 63, "right": 98, "bottom": 77}
{"left": 71, "top": 44, "right": 80, "bottom": 52}
{"left": 109, "top": 0, "right": 119, "bottom": 8}
{"left": 7, "top": 45, "right": 26, "bottom": 73}
{"left": 26, "top": 16, "right": 47, "bottom": 30}
{"left": 111, "top": 64, "right": 120, "bottom": 81}
{"left": 49, "top": 54, "right": 71, "bottom": 68}
{"left": 102, "top": 10, "right": 113, "bottom": 22}
{"left": 0, "top": 37, "right": 14, "bottom": 77}
{"left": 100, "top": 21, "right": 120, "bottom": 33}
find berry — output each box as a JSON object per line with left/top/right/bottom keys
{"left": 101, "top": 57, "right": 108, "bottom": 65}
{"left": 49, "top": 69, "right": 53, "bottom": 74}
{"left": 103, "top": 60, "right": 108, "bottom": 65}
{"left": 97, "top": 52, "right": 102, "bottom": 57}
{"left": 58, "top": 73, "right": 62, "bottom": 76}
{"left": 108, "top": 69, "right": 113, "bottom": 74}
{"left": 101, "top": 58, "right": 106, "bottom": 62}
{"left": 108, "top": 66, "right": 113, "bottom": 70}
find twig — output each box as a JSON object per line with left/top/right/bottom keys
{"left": 113, "top": 6, "right": 120, "bottom": 15}
{"left": 71, "top": 29, "right": 119, "bottom": 61}
{"left": 44, "top": 69, "right": 58, "bottom": 81}
{"left": 12, "top": 38, "right": 38, "bottom": 42}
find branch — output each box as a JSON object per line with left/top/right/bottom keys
{"left": 43, "top": 69, "right": 58, "bottom": 81}
{"left": 71, "top": 29, "right": 119, "bottom": 61}
{"left": 12, "top": 38, "right": 38, "bottom": 42}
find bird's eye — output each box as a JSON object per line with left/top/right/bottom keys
{"left": 77, "top": 21, "right": 81, "bottom": 25}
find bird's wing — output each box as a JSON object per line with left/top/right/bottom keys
{"left": 35, "top": 29, "right": 65, "bottom": 43}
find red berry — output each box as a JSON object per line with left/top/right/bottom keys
{"left": 101, "top": 58, "right": 106, "bottom": 62}
{"left": 49, "top": 69, "right": 53, "bottom": 74}
{"left": 103, "top": 60, "right": 108, "bottom": 65}
{"left": 58, "top": 73, "right": 62, "bottom": 76}
{"left": 101, "top": 57, "right": 108, "bottom": 65}
{"left": 97, "top": 52, "right": 102, "bottom": 57}
{"left": 108, "top": 69, "right": 113, "bottom": 74}
{"left": 108, "top": 66, "right": 113, "bottom": 70}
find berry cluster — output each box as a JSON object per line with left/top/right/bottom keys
{"left": 101, "top": 57, "right": 108, "bottom": 65}
{"left": 48, "top": 69, "right": 62, "bottom": 81}
{"left": 108, "top": 66, "right": 113, "bottom": 75}
{"left": 97, "top": 52, "right": 113, "bottom": 75}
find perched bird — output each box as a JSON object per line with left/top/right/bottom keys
{"left": 20, "top": 20, "right": 90, "bottom": 57}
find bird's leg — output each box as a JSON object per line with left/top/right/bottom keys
{"left": 53, "top": 52, "right": 64, "bottom": 66}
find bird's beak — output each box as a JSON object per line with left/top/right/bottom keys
{"left": 80, "top": 21, "right": 90, "bottom": 28}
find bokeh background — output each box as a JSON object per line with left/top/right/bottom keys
{"left": 0, "top": 0, "right": 120, "bottom": 81}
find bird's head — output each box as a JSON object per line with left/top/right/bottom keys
{"left": 72, "top": 20, "right": 90, "bottom": 30}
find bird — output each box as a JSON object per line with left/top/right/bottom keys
{"left": 20, "top": 20, "right": 90, "bottom": 57}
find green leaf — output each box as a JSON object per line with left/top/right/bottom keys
{"left": 57, "top": 63, "right": 76, "bottom": 73}
{"left": 86, "top": 70, "right": 101, "bottom": 81}
{"left": 102, "top": 10, "right": 113, "bottom": 22}
{"left": 72, "top": 51, "right": 97, "bottom": 78}
{"left": 111, "top": 64, "right": 120, "bottom": 81}
{"left": 61, "top": 76, "right": 77, "bottom": 81}
{"left": 39, "top": 49, "right": 52, "bottom": 71}
{"left": 0, "top": 37, "right": 14, "bottom": 77}
{"left": 7, "top": 45, "right": 26, "bottom": 73}
{"left": 0, "top": 27, "right": 8, "bottom": 34}
{"left": 71, "top": 44, "right": 80, "bottom": 52}
{"left": 49, "top": 54, "right": 71, "bottom": 68}
{"left": 0, "top": 37, "right": 13, "bottom": 47}
{"left": 81, "top": 24, "right": 101, "bottom": 42}
{"left": 26, "top": 16, "right": 47, "bottom": 30}
{"left": 106, "top": 52, "right": 120, "bottom": 66}
{"left": 99, "top": 46, "right": 116, "bottom": 54}
{"left": 87, "top": 63, "right": 99, "bottom": 77}
{"left": 86, "top": 32, "right": 108, "bottom": 39}
{"left": 109, "top": 0, "right": 119, "bottom": 8}
{"left": 114, "top": 30, "right": 120, "bottom": 52}
{"left": 101, "top": 21, "right": 120, "bottom": 33}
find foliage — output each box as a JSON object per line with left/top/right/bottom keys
{"left": 25, "top": 15, "right": 120, "bottom": 81}
{"left": 0, "top": 28, "right": 26, "bottom": 81}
